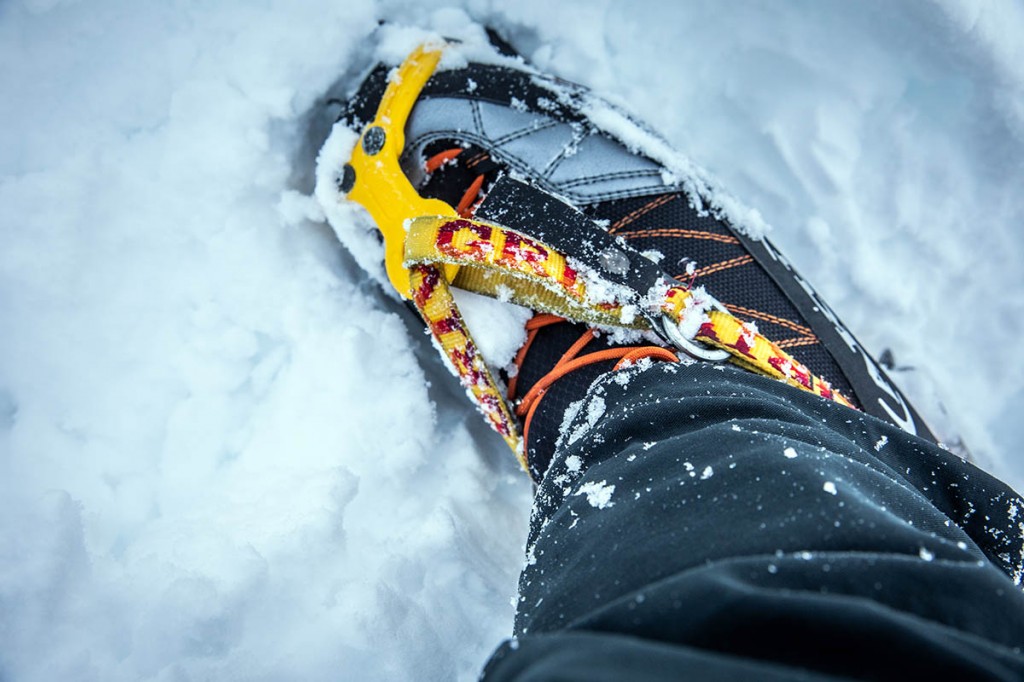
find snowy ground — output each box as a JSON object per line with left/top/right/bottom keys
{"left": 2, "top": 1, "right": 1023, "bottom": 680}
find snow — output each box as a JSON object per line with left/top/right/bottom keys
{"left": 450, "top": 288, "right": 532, "bottom": 370}
{"left": 574, "top": 480, "right": 616, "bottom": 509}
{"left": 675, "top": 285, "right": 715, "bottom": 339}
{"left": 565, "top": 394, "right": 607, "bottom": 446}
{"left": 565, "top": 454, "right": 583, "bottom": 473}
{"left": 2, "top": 1, "right": 1024, "bottom": 680}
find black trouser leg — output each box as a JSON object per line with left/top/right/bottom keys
{"left": 483, "top": 363, "right": 1024, "bottom": 680}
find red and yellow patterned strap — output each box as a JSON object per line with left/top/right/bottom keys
{"left": 405, "top": 216, "right": 854, "bottom": 411}
{"left": 410, "top": 262, "right": 526, "bottom": 466}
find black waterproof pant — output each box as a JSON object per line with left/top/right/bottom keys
{"left": 483, "top": 362, "right": 1024, "bottom": 680}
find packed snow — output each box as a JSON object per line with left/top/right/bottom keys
{"left": 2, "top": 1, "right": 1024, "bottom": 680}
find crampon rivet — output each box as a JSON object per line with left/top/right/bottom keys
{"left": 338, "top": 164, "right": 355, "bottom": 193}
{"left": 362, "top": 126, "right": 385, "bottom": 155}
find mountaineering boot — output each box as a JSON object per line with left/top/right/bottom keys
{"left": 317, "top": 28, "right": 940, "bottom": 480}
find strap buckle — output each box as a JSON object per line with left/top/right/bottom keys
{"left": 659, "top": 299, "right": 730, "bottom": 363}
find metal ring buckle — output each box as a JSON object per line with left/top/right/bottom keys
{"left": 659, "top": 299, "right": 731, "bottom": 363}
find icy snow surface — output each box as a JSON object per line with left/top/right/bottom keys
{"left": 2, "top": 1, "right": 1024, "bottom": 680}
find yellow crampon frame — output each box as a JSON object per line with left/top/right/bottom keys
{"left": 342, "top": 44, "right": 459, "bottom": 299}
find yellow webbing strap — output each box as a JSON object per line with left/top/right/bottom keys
{"left": 405, "top": 216, "right": 854, "bottom": 409}
{"left": 404, "top": 216, "right": 637, "bottom": 329}
{"left": 409, "top": 263, "right": 525, "bottom": 465}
